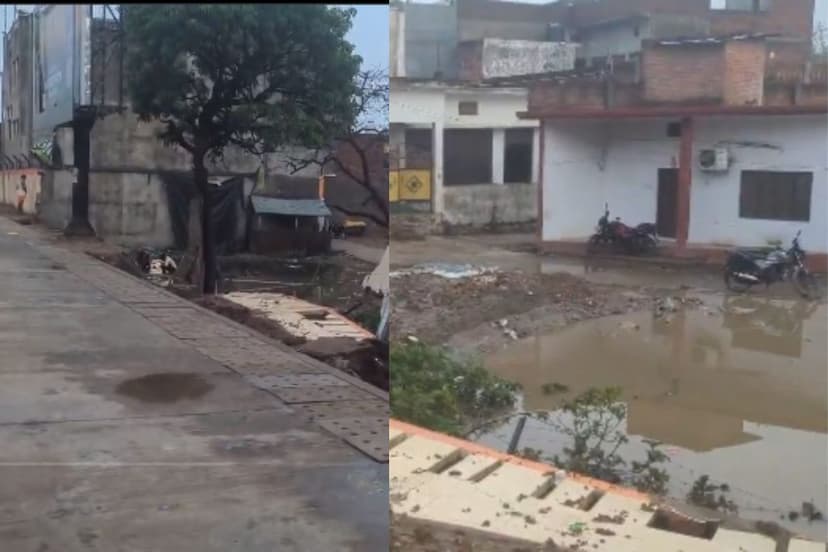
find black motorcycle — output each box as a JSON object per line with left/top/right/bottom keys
{"left": 587, "top": 203, "right": 658, "bottom": 255}
{"left": 724, "top": 231, "right": 821, "bottom": 299}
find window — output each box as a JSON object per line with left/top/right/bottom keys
{"left": 504, "top": 128, "right": 534, "bottom": 183}
{"left": 739, "top": 171, "right": 812, "bottom": 222}
{"left": 458, "top": 101, "right": 478, "bottom": 116}
{"left": 444, "top": 129, "right": 493, "bottom": 185}
{"left": 404, "top": 128, "right": 432, "bottom": 169}
{"left": 710, "top": 0, "right": 770, "bottom": 12}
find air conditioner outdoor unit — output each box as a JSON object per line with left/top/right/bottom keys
{"left": 698, "top": 147, "right": 729, "bottom": 172}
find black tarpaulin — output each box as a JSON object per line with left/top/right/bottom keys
{"left": 162, "top": 173, "right": 246, "bottom": 253}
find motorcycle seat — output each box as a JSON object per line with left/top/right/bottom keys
{"left": 732, "top": 249, "right": 771, "bottom": 261}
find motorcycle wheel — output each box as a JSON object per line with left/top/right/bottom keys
{"left": 586, "top": 235, "right": 603, "bottom": 255}
{"left": 638, "top": 235, "right": 658, "bottom": 256}
{"left": 793, "top": 268, "right": 822, "bottom": 300}
{"left": 724, "top": 270, "right": 752, "bottom": 293}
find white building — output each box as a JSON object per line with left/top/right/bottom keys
{"left": 537, "top": 110, "right": 828, "bottom": 265}
{"left": 390, "top": 81, "right": 540, "bottom": 227}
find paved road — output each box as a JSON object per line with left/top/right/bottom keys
{"left": 0, "top": 217, "right": 388, "bottom": 551}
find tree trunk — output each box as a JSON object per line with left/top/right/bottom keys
{"left": 184, "top": 196, "right": 204, "bottom": 288}
{"left": 193, "top": 157, "right": 217, "bottom": 294}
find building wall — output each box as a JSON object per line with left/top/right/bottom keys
{"left": 549, "top": 0, "right": 815, "bottom": 41}
{"left": 723, "top": 40, "right": 767, "bottom": 106}
{"left": 390, "top": 85, "right": 447, "bottom": 126}
{"left": 2, "top": 13, "right": 34, "bottom": 160}
{"left": 457, "top": 0, "right": 551, "bottom": 42}
{"left": 642, "top": 45, "right": 725, "bottom": 104}
{"left": 541, "top": 118, "right": 678, "bottom": 241}
{"left": 403, "top": 2, "right": 458, "bottom": 80}
{"left": 443, "top": 182, "right": 535, "bottom": 226}
{"left": 689, "top": 114, "right": 827, "bottom": 253}
{"left": 541, "top": 115, "right": 828, "bottom": 254}
{"left": 444, "top": 90, "right": 536, "bottom": 128}
{"left": 391, "top": 85, "right": 540, "bottom": 228}
{"left": 579, "top": 21, "right": 648, "bottom": 61}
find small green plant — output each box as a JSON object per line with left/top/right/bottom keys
{"left": 390, "top": 343, "right": 519, "bottom": 435}
{"left": 551, "top": 387, "right": 630, "bottom": 483}
{"left": 544, "top": 387, "right": 670, "bottom": 493}
{"left": 630, "top": 440, "right": 670, "bottom": 495}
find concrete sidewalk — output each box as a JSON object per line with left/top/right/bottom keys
{"left": 0, "top": 217, "right": 388, "bottom": 551}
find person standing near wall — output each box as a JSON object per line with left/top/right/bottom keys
{"left": 16, "top": 174, "right": 28, "bottom": 214}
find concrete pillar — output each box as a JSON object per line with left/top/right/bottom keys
{"left": 492, "top": 128, "right": 505, "bottom": 185}
{"left": 390, "top": 124, "right": 406, "bottom": 169}
{"left": 396, "top": 9, "right": 406, "bottom": 78}
{"left": 432, "top": 121, "right": 444, "bottom": 215}
{"left": 531, "top": 127, "right": 540, "bottom": 184}
{"left": 536, "top": 121, "right": 545, "bottom": 243}
{"left": 676, "top": 117, "right": 694, "bottom": 252}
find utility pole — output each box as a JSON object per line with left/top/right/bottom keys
{"left": 63, "top": 106, "right": 97, "bottom": 237}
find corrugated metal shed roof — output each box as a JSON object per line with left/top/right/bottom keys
{"left": 251, "top": 195, "right": 331, "bottom": 217}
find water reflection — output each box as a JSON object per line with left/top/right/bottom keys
{"left": 481, "top": 294, "right": 828, "bottom": 538}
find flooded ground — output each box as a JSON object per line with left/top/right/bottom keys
{"left": 477, "top": 293, "right": 828, "bottom": 540}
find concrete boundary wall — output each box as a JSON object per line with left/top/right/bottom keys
{"left": 442, "top": 182, "right": 536, "bottom": 227}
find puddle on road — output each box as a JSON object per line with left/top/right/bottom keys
{"left": 115, "top": 373, "right": 214, "bottom": 403}
{"left": 478, "top": 294, "right": 828, "bottom": 540}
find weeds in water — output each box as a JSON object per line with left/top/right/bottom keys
{"left": 688, "top": 475, "right": 738, "bottom": 513}
{"left": 390, "top": 342, "right": 519, "bottom": 435}
{"left": 550, "top": 387, "right": 630, "bottom": 483}
{"left": 541, "top": 382, "right": 569, "bottom": 395}
{"left": 630, "top": 440, "right": 671, "bottom": 495}
{"left": 541, "top": 387, "right": 671, "bottom": 495}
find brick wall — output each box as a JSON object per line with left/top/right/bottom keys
{"left": 457, "top": 41, "right": 484, "bottom": 81}
{"left": 723, "top": 40, "right": 766, "bottom": 105}
{"left": 528, "top": 79, "right": 608, "bottom": 112}
{"left": 642, "top": 44, "right": 724, "bottom": 104}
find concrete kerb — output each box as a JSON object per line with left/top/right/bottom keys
{"left": 390, "top": 419, "right": 648, "bottom": 502}
{"left": 389, "top": 419, "right": 826, "bottom": 551}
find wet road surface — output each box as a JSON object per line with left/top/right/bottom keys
{"left": 0, "top": 219, "right": 388, "bottom": 551}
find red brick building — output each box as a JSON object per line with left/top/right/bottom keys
{"left": 324, "top": 133, "right": 389, "bottom": 230}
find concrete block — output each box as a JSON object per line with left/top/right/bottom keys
{"left": 473, "top": 462, "right": 551, "bottom": 502}
{"left": 711, "top": 528, "right": 776, "bottom": 552}
{"left": 590, "top": 493, "right": 655, "bottom": 526}
{"left": 444, "top": 453, "right": 500, "bottom": 481}
{"left": 388, "top": 435, "right": 460, "bottom": 481}
{"left": 788, "top": 539, "right": 826, "bottom": 552}
{"left": 546, "top": 477, "right": 599, "bottom": 508}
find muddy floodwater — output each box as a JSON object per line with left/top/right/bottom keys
{"left": 478, "top": 293, "right": 828, "bottom": 540}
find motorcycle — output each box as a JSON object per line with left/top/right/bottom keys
{"left": 587, "top": 203, "right": 658, "bottom": 255}
{"left": 724, "top": 230, "right": 821, "bottom": 299}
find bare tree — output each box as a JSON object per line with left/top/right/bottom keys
{"left": 815, "top": 22, "right": 828, "bottom": 56}
{"left": 288, "top": 69, "right": 389, "bottom": 227}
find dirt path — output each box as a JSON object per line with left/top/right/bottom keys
{"left": 392, "top": 268, "right": 653, "bottom": 352}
